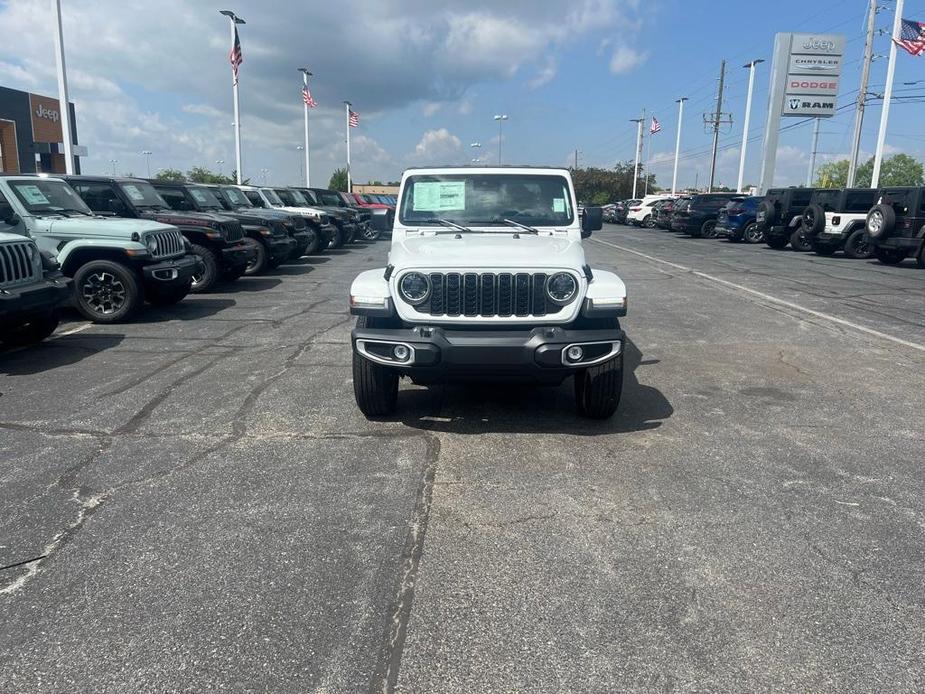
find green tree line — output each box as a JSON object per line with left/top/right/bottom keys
{"left": 814, "top": 154, "right": 924, "bottom": 188}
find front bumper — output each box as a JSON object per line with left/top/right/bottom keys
{"left": 352, "top": 324, "right": 625, "bottom": 384}
{"left": 141, "top": 254, "right": 202, "bottom": 285}
{"left": 0, "top": 274, "right": 72, "bottom": 324}
{"left": 221, "top": 241, "right": 254, "bottom": 269}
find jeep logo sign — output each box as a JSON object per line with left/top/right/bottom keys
{"left": 34, "top": 105, "right": 59, "bottom": 122}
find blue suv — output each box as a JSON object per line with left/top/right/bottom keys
{"left": 715, "top": 196, "right": 766, "bottom": 243}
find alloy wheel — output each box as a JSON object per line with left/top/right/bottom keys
{"left": 82, "top": 272, "right": 127, "bottom": 315}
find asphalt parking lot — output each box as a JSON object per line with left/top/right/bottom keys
{"left": 1, "top": 228, "right": 924, "bottom": 692}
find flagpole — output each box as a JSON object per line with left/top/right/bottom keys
{"left": 345, "top": 101, "right": 352, "bottom": 192}
{"left": 672, "top": 98, "right": 687, "bottom": 195}
{"left": 220, "top": 10, "right": 245, "bottom": 185}
{"left": 630, "top": 113, "right": 644, "bottom": 199}
{"left": 299, "top": 68, "right": 312, "bottom": 187}
{"left": 871, "top": 0, "right": 904, "bottom": 188}
{"left": 52, "top": 0, "right": 75, "bottom": 175}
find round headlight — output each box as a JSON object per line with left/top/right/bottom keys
{"left": 546, "top": 272, "right": 577, "bottom": 304}
{"left": 399, "top": 272, "right": 430, "bottom": 305}
{"left": 146, "top": 236, "right": 158, "bottom": 253}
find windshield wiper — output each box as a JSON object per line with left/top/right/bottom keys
{"left": 432, "top": 218, "right": 474, "bottom": 233}
{"left": 501, "top": 218, "right": 540, "bottom": 234}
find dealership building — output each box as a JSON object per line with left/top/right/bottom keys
{"left": 0, "top": 85, "right": 85, "bottom": 175}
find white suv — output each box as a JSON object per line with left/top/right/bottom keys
{"left": 348, "top": 166, "right": 628, "bottom": 419}
{"left": 626, "top": 194, "right": 673, "bottom": 227}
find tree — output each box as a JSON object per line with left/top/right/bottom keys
{"left": 570, "top": 161, "right": 656, "bottom": 204}
{"left": 815, "top": 154, "right": 924, "bottom": 188}
{"left": 187, "top": 166, "right": 233, "bottom": 184}
{"left": 329, "top": 167, "right": 349, "bottom": 192}
{"left": 154, "top": 168, "right": 185, "bottom": 182}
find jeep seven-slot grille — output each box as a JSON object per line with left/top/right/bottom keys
{"left": 413, "top": 272, "right": 563, "bottom": 317}
{"left": 225, "top": 221, "right": 244, "bottom": 242}
{"left": 149, "top": 230, "right": 184, "bottom": 259}
{"left": 0, "top": 241, "right": 39, "bottom": 286}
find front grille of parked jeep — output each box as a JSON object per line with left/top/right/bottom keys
{"left": 0, "top": 241, "right": 39, "bottom": 287}
{"left": 225, "top": 221, "right": 244, "bottom": 242}
{"left": 148, "top": 230, "right": 184, "bottom": 259}
{"left": 412, "top": 272, "right": 565, "bottom": 318}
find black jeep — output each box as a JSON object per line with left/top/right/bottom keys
{"left": 866, "top": 187, "right": 925, "bottom": 267}
{"left": 756, "top": 187, "right": 819, "bottom": 251}
{"left": 799, "top": 188, "right": 877, "bottom": 259}
{"left": 67, "top": 176, "right": 252, "bottom": 292}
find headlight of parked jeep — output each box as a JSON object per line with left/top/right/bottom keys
{"left": 546, "top": 272, "right": 578, "bottom": 305}
{"left": 398, "top": 272, "right": 430, "bottom": 305}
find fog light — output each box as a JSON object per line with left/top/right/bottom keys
{"left": 393, "top": 344, "right": 410, "bottom": 361}
{"left": 566, "top": 345, "right": 584, "bottom": 362}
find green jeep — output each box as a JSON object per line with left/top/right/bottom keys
{"left": 0, "top": 176, "right": 200, "bottom": 323}
{"left": 0, "top": 231, "right": 72, "bottom": 346}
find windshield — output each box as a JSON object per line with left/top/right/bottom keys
{"left": 187, "top": 186, "right": 224, "bottom": 210}
{"left": 319, "top": 191, "right": 345, "bottom": 207}
{"left": 277, "top": 188, "right": 310, "bottom": 206}
{"left": 117, "top": 181, "right": 168, "bottom": 208}
{"left": 9, "top": 179, "right": 93, "bottom": 215}
{"left": 399, "top": 174, "right": 574, "bottom": 226}
{"left": 260, "top": 188, "right": 284, "bottom": 206}
{"left": 219, "top": 186, "right": 253, "bottom": 208}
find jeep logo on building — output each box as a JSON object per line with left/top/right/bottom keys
{"left": 801, "top": 37, "right": 838, "bottom": 53}
{"left": 34, "top": 105, "right": 59, "bottom": 122}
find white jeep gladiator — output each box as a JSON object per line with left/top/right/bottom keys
{"left": 348, "top": 166, "right": 627, "bottom": 419}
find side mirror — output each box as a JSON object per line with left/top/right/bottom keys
{"left": 0, "top": 206, "right": 20, "bottom": 226}
{"left": 581, "top": 206, "right": 603, "bottom": 235}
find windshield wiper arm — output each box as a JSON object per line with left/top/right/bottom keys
{"left": 501, "top": 218, "right": 540, "bottom": 234}
{"left": 433, "top": 218, "right": 474, "bottom": 233}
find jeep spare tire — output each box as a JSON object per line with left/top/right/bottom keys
{"left": 756, "top": 201, "right": 777, "bottom": 229}
{"left": 866, "top": 204, "right": 895, "bottom": 239}
{"left": 801, "top": 204, "right": 826, "bottom": 235}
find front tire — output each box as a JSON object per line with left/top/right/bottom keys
{"left": 328, "top": 225, "right": 345, "bottom": 249}
{"left": 73, "top": 260, "right": 141, "bottom": 323}
{"left": 245, "top": 239, "right": 268, "bottom": 276}
{"left": 353, "top": 351, "right": 398, "bottom": 417}
{"left": 189, "top": 244, "right": 219, "bottom": 293}
{"left": 574, "top": 355, "right": 623, "bottom": 419}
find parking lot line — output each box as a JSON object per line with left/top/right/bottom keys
{"left": 591, "top": 237, "right": 925, "bottom": 355}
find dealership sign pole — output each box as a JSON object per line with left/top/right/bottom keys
{"left": 299, "top": 68, "right": 312, "bottom": 187}
{"left": 52, "top": 0, "right": 74, "bottom": 174}
{"left": 758, "top": 33, "right": 844, "bottom": 193}
{"left": 871, "top": 0, "right": 905, "bottom": 188}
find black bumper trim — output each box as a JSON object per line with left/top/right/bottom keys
{"left": 141, "top": 254, "right": 201, "bottom": 285}
{"left": 0, "top": 276, "right": 72, "bottom": 322}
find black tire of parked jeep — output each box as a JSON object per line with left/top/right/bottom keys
{"left": 790, "top": 228, "right": 812, "bottom": 252}
{"left": 812, "top": 243, "right": 837, "bottom": 256}
{"left": 302, "top": 228, "right": 321, "bottom": 256}
{"left": 574, "top": 355, "right": 623, "bottom": 419}
{"left": 916, "top": 242, "right": 925, "bottom": 268}
{"left": 873, "top": 246, "right": 905, "bottom": 265}
{"left": 189, "top": 244, "right": 219, "bottom": 293}
{"left": 328, "top": 225, "right": 345, "bottom": 249}
{"left": 866, "top": 204, "right": 896, "bottom": 240}
{"left": 353, "top": 355, "right": 398, "bottom": 418}
{"left": 801, "top": 204, "right": 826, "bottom": 236}
{"left": 73, "top": 260, "right": 141, "bottom": 323}
{"left": 245, "top": 239, "right": 268, "bottom": 276}
{"left": 766, "top": 235, "right": 789, "bottom": 250}
{"left": 2, "top": 311, "right": 60, "bottom": 346}
{"left": 700, "top": 220, "right": 718, "bottom": 239}
{"left": 843, "top": 229, "right": 873, "bottom": 259}
{"left": 744, "top": 222, "right": 765, "bottom": 244}
{"left": 363, "top": 226, "right": 382, "bottom": 241}
{"left": 147, "top": 280, "right": 192, "bottom": 306}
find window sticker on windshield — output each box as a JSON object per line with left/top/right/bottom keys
{"left": 413, "top": 181, "right": 466, "bottom": 211}
{"left": 190, "top": 189, "right": 208, "bottom": 204}
{"left": 123, "top": 184, "right": 145, "bottom": 202}
{"left": 552, "top": 198, "right": 566, "bottom": 213}
{"left": 19, "top": 185, "right": 49, "bottom": 205}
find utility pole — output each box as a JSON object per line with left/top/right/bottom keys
{"left": 807, "top": 118, "right": 821, "bottom": 187}
{"left": 872, "top": 0, "right": 905, "bottom": 188}
{"left": 848, "top": 0, "right": 878, "bottom": 187}
{"left": 672, "top": 97, "right": 687, "bottom": 195}
{"left": 705, "top": 60, "right": 731, "bottom": 193}
{"left": 630, "top": 113, "right": 644, "bottom": 199}
{"left": 573, "top": 148, "right": 581, "bottom": 169}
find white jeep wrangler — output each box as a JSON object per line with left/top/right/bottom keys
{"left": 348, "top": 167, "right": 627, "bottom": 419}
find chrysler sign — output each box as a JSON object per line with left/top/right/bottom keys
{"left": 781, "top": 32, "right": 844, "bottom": 118}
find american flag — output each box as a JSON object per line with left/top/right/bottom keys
{"left": 229, "top": 26, "right": 243, "bottom": 85}
{"left": 302, "top": 85, "right": 317, "bottom": 108}
{"left": 895, "top": 18, "right": 925, "bottom": 56}
{"left": 650, "top": 116, "right": 661, "bottom": 135}
{"left": 348, "top": 108, "right": 360, "bottom": 128}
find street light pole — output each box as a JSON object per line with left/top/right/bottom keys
{"left": 470, "top": 142, "right": 481, "bottom": 164}
{"left": 671, "top": 98, "right": 687, "bottom": 195}
{"left": 52, "top": 0, "right": 75, "bottom": 174}
{"left": 299, "top": 67, "right": 312, "bottom": 186}
{"left": 737, "top": 59, "right": 763, "bottom": 193}
{"left": 109, "top": 159, "right": 118, "bottom": 176}
{"left": 493, "top": 115, "right": 508, "bottom": 164}
{"left": 141, "top": 150, "right": 152, "bottom": 178}
{"left": 220, "top": 10, "right": 245, "bottom": 184}
{"left": 215, "top": 159, "right": 224, "bottom": 176}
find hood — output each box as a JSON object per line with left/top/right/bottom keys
{"left": 231, "top": 206, "right": 291, "bottom": 222}
{"left": 391, "top": 232, "right": 586, "bottom": 270}
{"left": 141, "top": 209, "right": 235, "bottom": 226}
{"left": 42, "top": 215, "right": 177, "bottom": 237}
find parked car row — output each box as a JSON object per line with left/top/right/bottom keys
{"left": 608, "top": 187, "right": 925, "bottom": 267}
{"left": 0, "top": 174, "right": 390, "bottom": 346}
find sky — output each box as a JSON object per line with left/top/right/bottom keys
{"left": 1, "top": 0, "right": 924, "bottom": 190}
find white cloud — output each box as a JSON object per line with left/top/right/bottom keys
{"left": 527, "top": 57, "right": 557, "bottom": 89}
{"left": 409, "top": 128, "right": 462, "bottom": 164}
{"left": 422, "top": 102, "right": 442, "bottom": 117}
{"left": 609, "top": 45, "right": 647, "bottom": 75}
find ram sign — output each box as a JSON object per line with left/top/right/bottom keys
{"left": 781, "top": 32, "right": 845, "bottom": 117}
